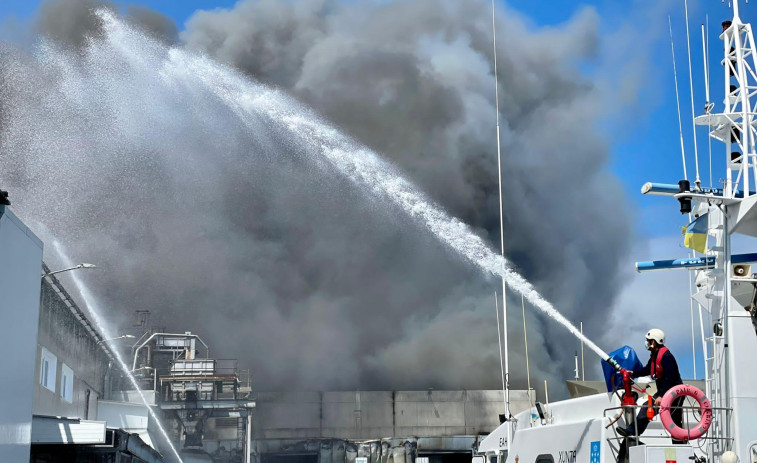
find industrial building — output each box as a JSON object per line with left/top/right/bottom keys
{"left": 34, "top": 266, "right": 111, "bottom": 421}
{"left": 125, "top": 331, "right": 536, "bottom": 463}
{"left": 0, "top": 203, "right": 166, "bottom": 462}
{"left": 1, "top": 201, "right": 45, "bottom": 461}
{"left": 1, "top": 200, "right": 539, "bottom": 463}
{"left": 250, "top": 389, "right": 533, "bottom": 463}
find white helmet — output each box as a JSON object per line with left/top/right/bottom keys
{"left": 721, "top": 451, "right": 739, "bottom": 463}
{"left": 645, "top": 328, "right": 665, "bottom": 345}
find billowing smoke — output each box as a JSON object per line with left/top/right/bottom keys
{"left": 0, "top": 0, "right": 631, "bottom": 394}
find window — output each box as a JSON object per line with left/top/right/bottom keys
{"left": 40, "top": 348, "right": 57, "bottom": 392}
{"left": 61, "top": 363, "right": 73, "bottom": 403}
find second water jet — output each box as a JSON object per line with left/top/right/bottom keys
{"left": 52, "top": 239, "right": 185, "bottom": 463}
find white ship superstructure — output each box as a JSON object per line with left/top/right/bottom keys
{"left": 475, "top": 2, "right": 757, "bottom": 463}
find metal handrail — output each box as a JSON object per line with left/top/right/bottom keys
{"left": 603, "top": 403, "right": 733, "bottom": 463}
{"left": 603, "top": 403, "right": 733, "bottom": 441}
{"left": 131, "top": 331, "right": 210, "bottom": 371}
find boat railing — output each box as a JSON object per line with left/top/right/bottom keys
{"left": 602, "top": 404, "right": 732, "bottom": 462}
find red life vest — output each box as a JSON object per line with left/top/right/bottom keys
{"left": 651, "top": 346, "right": 669, "bottom": 379}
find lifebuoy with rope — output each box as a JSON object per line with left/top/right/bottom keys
{"left": 659, "top": 384, "right": 712, "bottom": 440}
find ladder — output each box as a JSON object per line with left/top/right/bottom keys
{"left": 237, "top": 416, "right": 247, "bottom": 461}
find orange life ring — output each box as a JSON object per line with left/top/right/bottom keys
{"left": 659, "top": 384, "right": 712, "bottom": 440}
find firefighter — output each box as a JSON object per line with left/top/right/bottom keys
{"left": 616, "top": 329, "right": 686, "bottom": 463}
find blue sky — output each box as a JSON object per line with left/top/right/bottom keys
{"left": 1, "top": 0, "right": 752, "bottom": 380}
{"left": 0, "top": 0, "right": 238, "bottom": 23}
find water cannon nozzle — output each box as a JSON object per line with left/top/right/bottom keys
{"left": 605, "top": 357, "right": 623, "bottom": 373}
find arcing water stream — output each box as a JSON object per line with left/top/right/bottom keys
{"left": 54, "top": 7, "right": 610, "bottom": 375}
{"left": 24, "top": 12, "right": 613, "bottom": 458}
{"left": 52, "top": 240, "right": 184, "bottom": 463}
{"left": 90, "top": 8, "right": 612, "bottom": 364}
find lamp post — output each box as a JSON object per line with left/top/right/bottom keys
{"left": 96, "top": 335, "right": 135, "bottom": 346}
{"left": 42, "top": 263, "right": 96, "bottom": 278}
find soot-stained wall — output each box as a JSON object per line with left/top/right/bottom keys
{"left": 252, "top": 390, "right": 533, "bottom": 444}
{"left": 33, "top": 279, "right": 111, "bottom": 419}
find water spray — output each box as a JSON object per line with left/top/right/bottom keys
{"left": 43, "top": 11, "right": 620, "bottom": 425}
{"left": 146, "top": 6, "right": 620, "bottom": 372}
{"left": 52, "top": 240, "right": 184, "bottom": 463}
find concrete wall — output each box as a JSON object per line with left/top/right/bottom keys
{"left": 33, "top": 279, "right": 111, "bottom": 419}
{"left": 254, "top": 390, "right": 532, "bottom": 441}
{"left": 0, "top": 208, "right": 43, "bottom": 461}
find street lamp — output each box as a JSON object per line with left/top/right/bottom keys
{"left": 96, "top": 335, "right": 135, "bottom": 345}
{"left": 42, "top": 263, "right": 97, "bottom": 278}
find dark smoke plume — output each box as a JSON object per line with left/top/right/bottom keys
{"left": 33, "top": 0, "right": 178, "bottom": 47}
{"left": 34, "top": 0, "right": 110, "bottom": 48}
{"left": 0, "top": 0, "right": 631, "bottom": 394}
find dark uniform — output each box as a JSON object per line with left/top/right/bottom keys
{"left": 624, "top": 346, "right": 684, "bottom": 437}
{"left": 617, "top": 347, "right": 685, "bottom": 463}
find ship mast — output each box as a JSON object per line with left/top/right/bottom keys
{"left": 716, "top": 0, "right": 757, "bottom": 199}
{"left": 490, "top": 0, "right": 513, "bottom": 448}
{"left": 682, "top": 1, "right": 757, "bottom": 460}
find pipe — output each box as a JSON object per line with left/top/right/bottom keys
{"left": 246, "top": 409, "right": 252, "bottom": 463}
{"left": 605, "top": 357, "right": 621, "bottom": 371}
{"left": 621, "top": 370, "right": 635, "bottom": 406}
